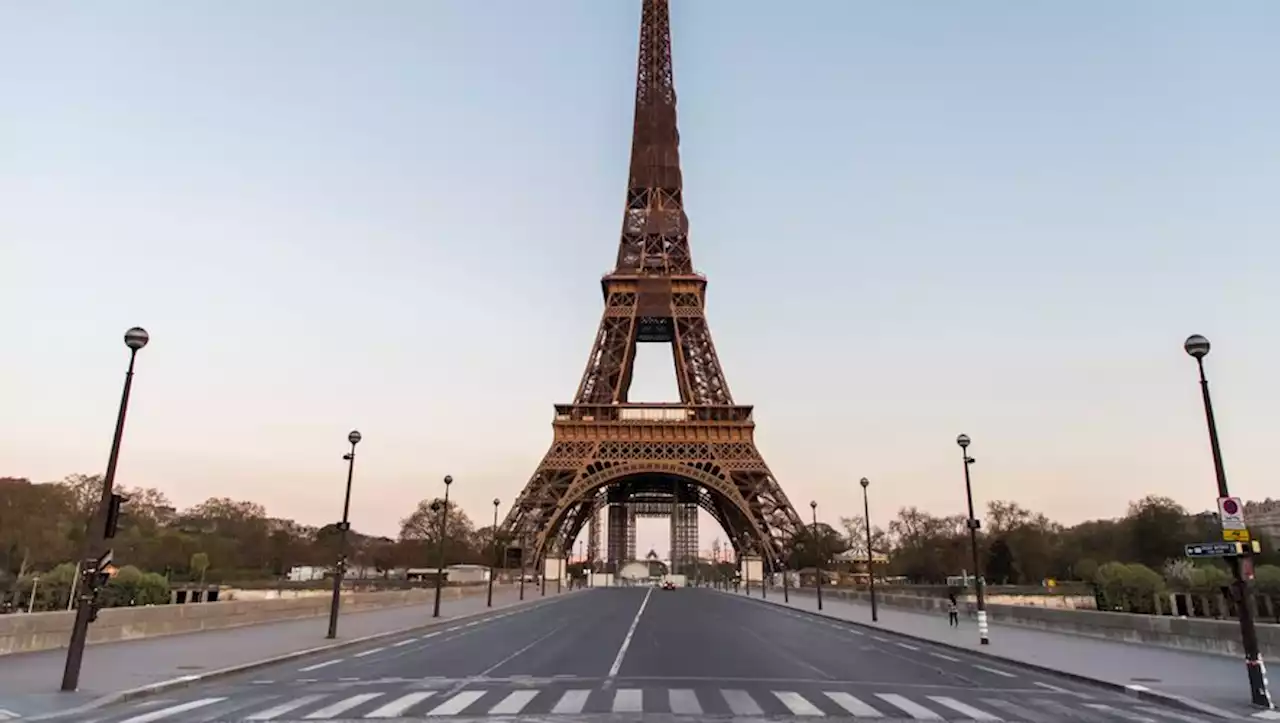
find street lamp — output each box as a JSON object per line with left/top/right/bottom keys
{"left": 62, "top": 326, "right": 150, "bottom": 692}
{"left": 860, "top": 477, "right": 878, "bottom": 623}
{"left": 432, "top": 475, "right": 452, "bottom": 618}
{"left": 326, "top": 430, "right": 362, "bottom": 639}
{"left": 1184, "top": 335, "right": 1273, "bottom": 708}
{"left": 957, "top": 433, "right": 989, "bottom": 645}
{"left": 810, "top": 500, "right": 823, "bottom": 611}
{"left": 488, "top": 498, "right": 499, "bottom": 607}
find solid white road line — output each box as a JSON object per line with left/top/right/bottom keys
{"left": 606, "top": 587, "right": 652, "bottom": 679}
{"left": 927, "top": 695, "right": 1003, "bottom": 720}
{"left": 773, "top": 691, "right": 826, "bottom": 716}
{"left": 875, "top": 693, "right": 943, "bottom": 720}
{"left": 117, "top": 698, "right": 226, "bottom": 723}
{"left": 721, "top": 689, "right": 764, "bottom": 716}
{"left": 297, "top": 659, "right": 342, "bottom": 672}
{"left": 364, "top": 692, "right": 437, "bottom": 718}
{"left": 550, "top": 689, "right": 591, "bottom": 714}
{"left": 303, "top": 692, "right": 382, "bottom": 719}
{"left": 824, "top": 692, "right": 884, "bottom": 717}
{"left": 668, "top": 689, "right": 703, "bottom": 715}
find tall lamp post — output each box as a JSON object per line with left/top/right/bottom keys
{"left": 810, "top": 500, "right": 823, "bottom": 611}
{"left": 488, "top": 498, "right": 499, "bottom": 607}
{"left": 431, "top": 475, "right": 452, "bottom": 618}
{"left": 325, "top": 430, "right": 362, "bottom": 639}
{"left": 62, "top": 327, "right": 150, "bottom": 692}
{"left": 860, "top": 477, "right": 878, "bottom": 623}
{"left": 1184, "top": 335, "right": 1273, "bottom": 709}
{"left": 956, "top": 434, "right": 989, "bottom": 645}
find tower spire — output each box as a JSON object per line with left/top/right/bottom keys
{"left": 615, "top": 0, "right": 692, "bottom": 277}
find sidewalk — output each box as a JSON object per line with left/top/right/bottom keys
{"left": 0, "top": 586, "right": 554, "bottom": 719}
{"left": 747, "top": 588, "right": 1268, "bottom": 719}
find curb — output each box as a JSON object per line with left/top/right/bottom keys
{"left": 719, "top": 589, "right": 1247, "bottom": 720}
{"left": 22, "top": 589, "right": 586, "bottom": 721}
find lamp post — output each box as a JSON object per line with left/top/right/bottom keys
{"left": 810, "top": 500, "right": 823, "bottom": 611}
{"left": 1184, "top": 335, "right": 1273, "bottom": 709}
{"left": 62, "top": 327, "right": 149, "bottom": 693}
{"left": 519, "top": 538, "right": 526, "bottom": 601}
{"left": 431, "top": 475, "right": 452, "bottom": 618}
{"left": 860, "top": 477, "right": 878, "bottom": 623}
{"left": 488, "top": 498, "right": 499, "bottom": 608}
{"left": 325, "top": 430, "right": 362, "bottom": 639}
{"left": 957, "top": 434, "right": 989, "bottom": 645}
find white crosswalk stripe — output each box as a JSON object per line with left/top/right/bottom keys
{"left": 95, "top": 685, "right": 1187, "bottom": 721}
{"left": 876, "top": 693, "right": 944, "bottom": 720}
{"left": 550, "top": 689, "right": 590, "bottom": 714}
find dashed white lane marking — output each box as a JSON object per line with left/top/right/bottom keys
{"left": 464, "top": 621, "right": 479, "bottom": 627}
{"left": 774, "top": 691, "right": 826, "bottom": 716}
{"left": 303, "top": 692, "right": 382, "bottom": 719}
{"left": 419, "top": 631, "right": 441, "bottom": 640}
{"left": 875, "top": 693, "right": 943, "bottom": 720}
{"left": 391, "top": 639, "right": 415, "bottom": 647}
{"left": 928, "top": 695, "right": 1002, "bottom": 720}
{"left": 365, "top": 692, "right": 436, "bottom": 718}
{"left": 895, "top": 642, "right": 921, "bottom": 651}
{"left": 606, "top": 587, "right": 652, "bottom": 679}
{"left": 1032, "top": 681, "right": 1075, "bottom": 694}
{"left": 1084, "top": 702, "right": 1158, "bottom": 721}
{"left": 929, "top": 652, "right": 961, "bottom": 662}
{"left": 1134, "top": 704, "right": 1211, "bottom": 723}
{"left": 298, "top": 659, "right": 342, "bottom": 672}
{"left": 118, "top": 698, "right": 226, "bottom": 723}
{"left": 972, "top": 663, "right": 1018, "bottom": 678}
{"left": 872, "top": 636, "right": 891, "bottom": 643}
{"left": 353, "top": 647, "right": 385, "bottom": 658}
{"left": 1251, "top": 710, "right": 1280, "bottom": 720}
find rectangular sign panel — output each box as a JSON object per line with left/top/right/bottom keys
{"left": 1185, "top": 541, "right": 1243, "bottom": 557}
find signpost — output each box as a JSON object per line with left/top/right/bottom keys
{"left": 1185, "top": 542, "right": 1245, "bottom": 558}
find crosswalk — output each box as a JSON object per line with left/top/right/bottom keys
{"left": 100, "top": 686, "right": 1218, "bottom": 722}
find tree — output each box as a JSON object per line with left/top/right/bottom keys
{"left": 1125, "top": 496, "right": 1191, "bottom": 569}
{"left": 986, "top": 537, "right": 1016, "bottom": 584}
{"left": 190, "top": 552, "right": 210, "bottom": 585}
{"left": 399, "top": 498, "right": 476, "bottom": 566}
{"left": 838, "top": 515, "right": 890, "bottom": 559}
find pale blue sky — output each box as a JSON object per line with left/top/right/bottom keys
{"left": 3, "top": 1, "right": 1278, "bottom": 554}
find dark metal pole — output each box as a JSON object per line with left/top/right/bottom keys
{"left": 1193, "top": 351, "right": 1273, "bottom": 708}
{"left": 326, "top": 433, "right": 360, "bottom": 639}
{"left": 432, "top": 476, "right": 452, "bottom": 618}
{"left": 487, "top": 499, "right": 498, "bottom": 607}
{"left": 958, "top": 435, "right": 989, "bottom": 644}
{"left": 862, "top": 478, "right": 878, "bottom": 622}
{"left": 811, "top": 501, "right": 823, "bottom": 611}
{"left": 62, "top": 330, "right": 147, "bottom": 692}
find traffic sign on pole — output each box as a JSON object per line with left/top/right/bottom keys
{"left": 1218, "top": 496, "right": 1247, "bottom": 530}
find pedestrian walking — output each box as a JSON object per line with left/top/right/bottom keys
{"left": 947, "top": 593, "right": 959, "bottom": 627}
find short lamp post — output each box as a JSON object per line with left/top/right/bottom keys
{"left": 957, "top": 434, "right": 989, "bottom": 645}
{"left": 1184, "top": 335, "right": 1272, "bottom": 709}
{"left": 325, "top": 429, "right": 362, "bottom": 639}
{"left": 860, "top": 477, "right": 878, "bottom": 623}
{"left": 431, "top": 475, "right": 452, "bottom": 619}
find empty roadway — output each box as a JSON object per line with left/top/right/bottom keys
{"left": 80, "top": 587, "right": 1210, "bottom": 721}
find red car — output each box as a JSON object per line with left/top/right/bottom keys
{"left": 661, "top": 580, "right": 676, "bottom": 590}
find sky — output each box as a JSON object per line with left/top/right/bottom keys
{"left": 3, "top": 0, "right": 1279, "bottom": 558}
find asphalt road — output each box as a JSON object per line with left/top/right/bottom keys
{"left": 81, "top": 587, "right": 1215, "bottom": 722}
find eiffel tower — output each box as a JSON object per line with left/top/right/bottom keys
{"left": 499, "top": 0, "right": 804, "bottom": 575}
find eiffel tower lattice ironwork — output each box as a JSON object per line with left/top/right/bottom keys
{"left": 498, "top": 0, "right": 804, "bottom": 574}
